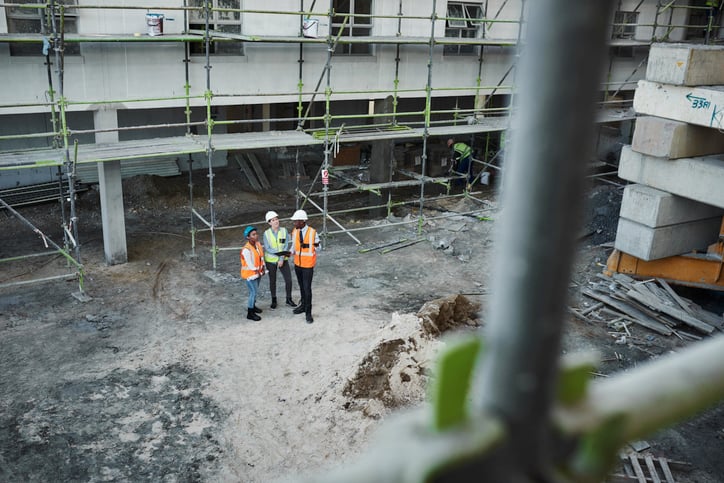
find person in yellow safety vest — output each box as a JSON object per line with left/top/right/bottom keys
{"left": 262, "top": 210, "right": 297, "bottom": 309}
{"left": 447, "top": 138, "right": 474, "bottom": 187}
{"left": 290, "top": 209, "right": 319, "bottom": 324}
{"left": 240, "top": 225, "right": 266, "bottom": 321}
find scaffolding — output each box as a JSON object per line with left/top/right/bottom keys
{"left": 0, "top": 0, "right": 720, "bottom": 289}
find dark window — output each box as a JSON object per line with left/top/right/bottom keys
{"left": 444, "top": 2, "right": 483, "bottom": 56}
{"left": 611, "top": 11, "right": 639, "bottom": 39}
{"left": 332, "top": 0, "right": 373, "bottom": 55}
{"left": 5, "top": 0, "right": 79, "bottom": 57}
{"left": 685, "top": 0, "right": 719, "bottom": 41}
{"left": 188, "top": 0, "right": 243, "bottom": 56}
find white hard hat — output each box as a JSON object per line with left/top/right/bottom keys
{"left": 290, "top": 209, "right": 308, "bottom": 221}
{"left": 265, "top": 210, "right": 279, "bottom": 222}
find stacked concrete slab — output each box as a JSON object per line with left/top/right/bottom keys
{"left": 614, "top": 43, "right": 724, "bottom": 261}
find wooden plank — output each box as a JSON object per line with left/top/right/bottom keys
{"left": 581, "top": 301, "right": 604, "bottom": 316}
{"left": 689, "top": 305, "right": 724, "bottom": 329}
{"left": 657, "top": 278, "right": 695, "bottom": 315}
{"left": 234, "top": 155, "right": 262, "bottom": 191}
{"left": 659, "top": 459, "right": 676, "bottom": 483}
{"left": 246, "top": 153, "right": 271, "bottom": 189}
{"left": 582, "top": 290, "right": 673, "bottom": 335}
{"left": 625, "top": 289, "right": 715, "bottom": 334}
{"left": 629, "top": 454, "right": 647, "bottom": 483}
{"left": 644, "top": 455, "right": 661, "bottom": 483}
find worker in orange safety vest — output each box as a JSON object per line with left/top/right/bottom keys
{"left": 240, "top": 225, "right": 266, "bottom": 321}
{"left": 290, "top": 209, "right": 319, "bottom": 324}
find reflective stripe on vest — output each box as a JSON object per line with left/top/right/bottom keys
{"left": 293, "top": 227, "right": 317, "bottom": 268}
{"left": 263, "top": 228, "right": 288, "bottom": 263}
{"left": 240, "top": 242, "right": 264, "bottom": 279}
{"left": 453, "top": 143, "right": 471, "bottom": 159}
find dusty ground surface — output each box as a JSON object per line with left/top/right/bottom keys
{"left": 1, "top": 166, "right": 723, "bottom": 482}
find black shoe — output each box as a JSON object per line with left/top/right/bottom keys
{"left": 293, "top": 305, "right": 305, "bottom": 314}
{"left": 271, "top": 298, "right": 277, "bottom": 309}
{"left": 247, "top": 308, "right": 261, "bottom": 321}
{"left": 285, "top": 298, "right": 297, "bottom": 307}
{"left": 306, "top": 315, "right": 314, "bottom": 324}
{"left": 253, "top": 305, "right": 263, "bottom": 314}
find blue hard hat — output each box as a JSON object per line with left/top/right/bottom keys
{"left": 244, "top": 226, "right": 256, "bottom": 238}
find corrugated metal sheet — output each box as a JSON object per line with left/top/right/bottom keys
{"left": 75, "top": 157, "right": 181, "bottom": 184}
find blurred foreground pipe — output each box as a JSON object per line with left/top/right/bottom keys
{"left": 473, "top": 0, "right": 614, "bottom": 479}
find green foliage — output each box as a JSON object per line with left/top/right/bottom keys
{"left": 430, "top": 337, "right": 484, "bottom": 431}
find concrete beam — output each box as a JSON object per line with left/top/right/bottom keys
{"left": 646, "top": 43, "right": 724, "bottom": 86}
{"left": 614, "top": 216, "right": 722, "bottom": 261}
{"left": 632, "top": 116, "right": 724, "bottom": 159}
{"left": 618, "top": 145, "right": 724, "bottom": 209}
{"left": 633, "top": 80, "right": 724, "bottom": 129}
{"left": 620, "top": 184, "right": 724, "bottom": 227}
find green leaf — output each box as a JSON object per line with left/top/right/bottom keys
{"left": 430, "top": 337, "right": 484, "bottom": 431}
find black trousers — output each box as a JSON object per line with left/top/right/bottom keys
{"left": 294, "top": 265, "right": 314, "bottom": 315}
{"left": 265, "top": 260, "right": 293, "bottom": 299}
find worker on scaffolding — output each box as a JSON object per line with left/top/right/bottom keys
{"left": 241, "top": 225, "right": 266, "bottom": 321}
{"left": 447, "top": 138, "right": 474, "bottom": 188}
{"left": 262, "top": 210, "right": 297, "bottom": 310}
{"left": 290, "top": 209, "right": 319, "bottom": 324}
{"left": 705, "top": 0, "right": 721, "bottom": 43}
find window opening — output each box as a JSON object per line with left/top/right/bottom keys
{"left": 444, "top": 2, "right": 484, "bottom": 56}
{"left": 611, "top": 10, "right": 638, "bottom": 39}
{"left": 5, "top": 0, "right": 79, "bottom": 57}
{"left": 331, "top": 0, "right": 372, "bottom": 55}
{"left": 188, "top": 0, "right": 243, "bottom": 56}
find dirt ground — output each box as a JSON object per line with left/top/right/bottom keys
{"left": 1, "top": 166, "right": 723, "bottom": 482}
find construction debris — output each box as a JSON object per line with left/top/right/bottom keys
{"left": 611, "top": 452, "right": 692, "bottom": 483}
{"left": 578, "top": 273, "right": 722, "bottom": 339}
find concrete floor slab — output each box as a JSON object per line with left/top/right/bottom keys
{"left": 620, "top": 184, "right": 724, "bottom": 227}
{"left": 646, "top": 43, "right": 724, "bottom": 86}
{"left": 618, "top": 145, "right": 724, "bottom": 209}
{"left": 633, "top": 81, "right": 724, "bottom": 129}
{"left": 614, "top": 216, "right": 722, "bottom": 261}
{"left": 632, "top": 116, "right": 724, "bottom": 159}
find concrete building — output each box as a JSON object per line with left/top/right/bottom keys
{"left": 0, "top": 0, "right": 722, "bottom": 268}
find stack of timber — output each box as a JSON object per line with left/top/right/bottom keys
{"left": 613, "top": 43, "right": 724, "bottom": 262}
{"left": 233, "top": 153, "right": 271, "bottom": 191}
{"left": 611, "top": 452, "right": 691, "bottom": 483}
{"left": 578, "top": 273, "right": 722, "bottom": 340}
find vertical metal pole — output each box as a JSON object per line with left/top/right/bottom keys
{"left": 298, "top": 0, "right": 306, "bottom": 127}
{"left": 183, "top": 0, "right": 196, "bottom": 257}
{"left": 320, "top": 0, "right": 334, "bottom": 247}
{"left": 392, "top": 0, "right": 403, "bottom": 124}
{"left": 203, "top": 0, "right": 218, "bottom": 269}
{"left": 418, "top": 0, "right": 437, "bottom": 233}
{"left": 49, "top": 0, "right": 81, "bottom": 263}
{"left": 652, "top": 0, "right": 661, "bottom": 41}
{"left": 473, "top": 0, "right": 613, "bottom": 479}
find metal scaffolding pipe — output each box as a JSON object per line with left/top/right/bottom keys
{"left": 471, "top": 1, "right": 613, "bottom": 480}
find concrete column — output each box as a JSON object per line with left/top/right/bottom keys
{"left": 94, "top": 108, "right": 128, "bottom": 265}
{"left": 369, "top": 96, "right": 394, "bottom": 218}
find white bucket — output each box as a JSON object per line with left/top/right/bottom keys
{"left": 480, "top": 171, "right": 491, "bottom": 185}
{"left": 146, "top": 13, "right": 164, "bottom": 36}
{"left": 303, "top": 18, "right": 319, "bottom": 38}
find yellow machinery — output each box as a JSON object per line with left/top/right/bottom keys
{"left": 606, "top": 217, "right": 724, "bottom": 291}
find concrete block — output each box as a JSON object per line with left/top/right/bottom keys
{"left": 646, "top": 43, "right": 724, "bottom": 86}
{"left": 632, "top": 116, "right": 724, "bottom": 159}
{"left": 614, "top": 216, "right": 722, "bottom": 261}
{"left": 633, "top": 80, "right": 724, "bottom": 129}
{"left": 620, "top": 184, "right": 724, "bottom": 227}
{"left": 618, "top": 145, "right": 724, "bottom": 209}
